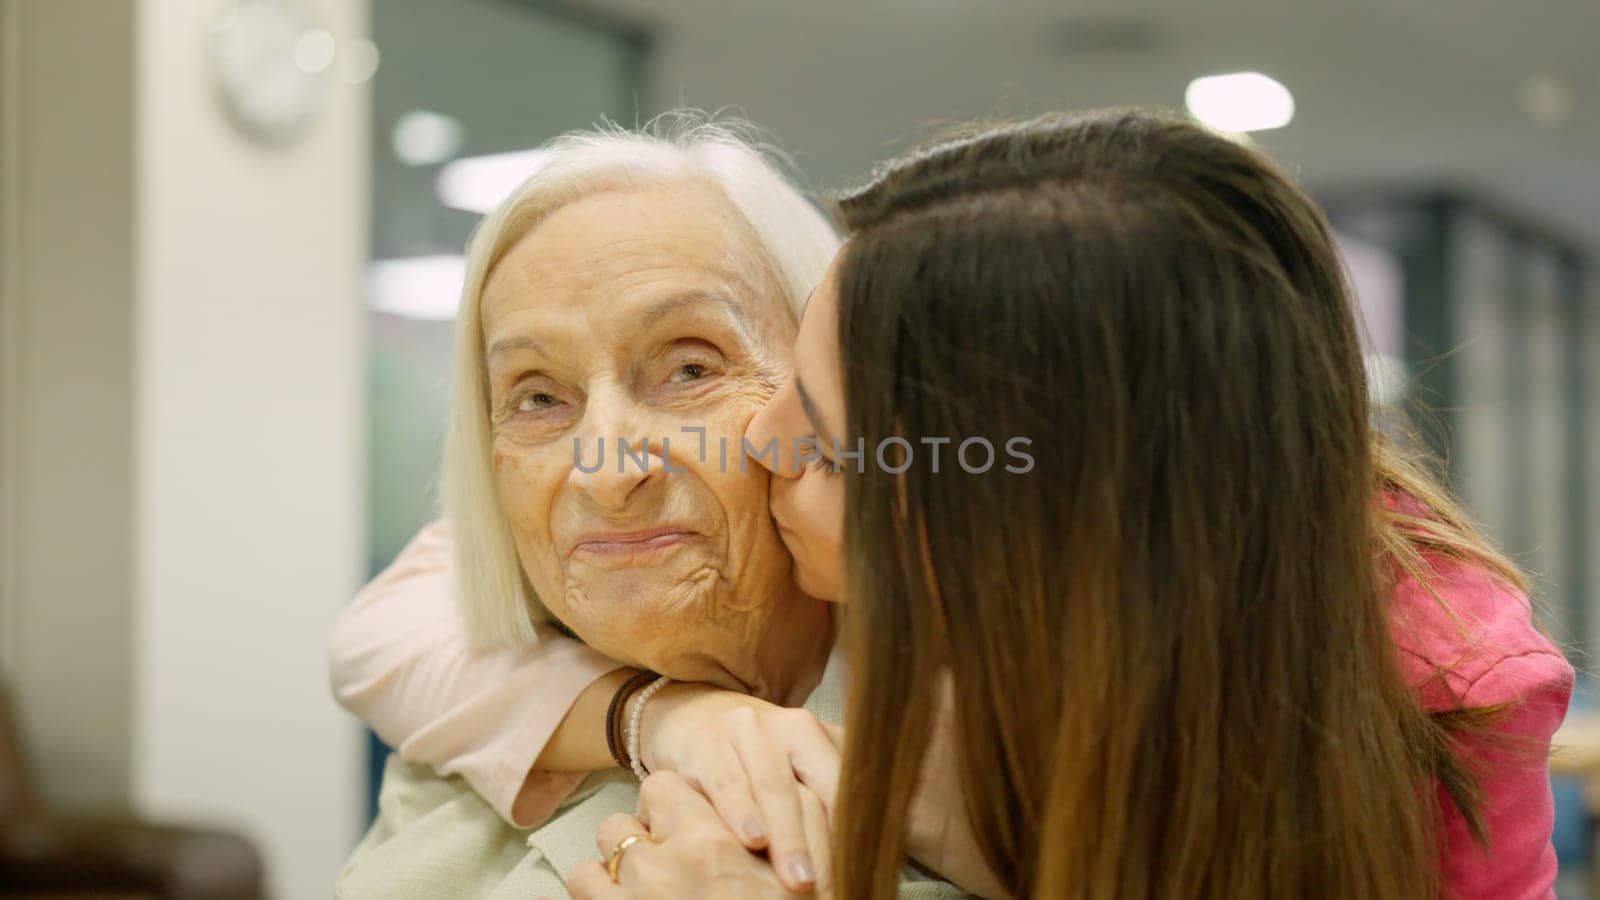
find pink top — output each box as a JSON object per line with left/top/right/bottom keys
{"left": 329, "top": 516, "right": 1572, "bottom": 895}
{"left": 1382, "top": 498, "right": 1572, "bottom": 899}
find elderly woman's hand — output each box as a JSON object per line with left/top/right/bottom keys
{"left": 567, "top": 771, "right": 832, "bottom": 899}
{"left": 637, "top": 684, "right": 840, "bottom": 892}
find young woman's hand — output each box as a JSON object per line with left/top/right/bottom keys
{"left": 636, "top": 684, "right": 841, "bottom": 892}
{"left": 567, "top": 771, "right": 833, "bottom": 899}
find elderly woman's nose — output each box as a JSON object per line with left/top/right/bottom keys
{"left": 569, "top": 386, "right": 662, "bottom": 510}
{"left": 570, "top": 449, "right": 662, "bottom": 511}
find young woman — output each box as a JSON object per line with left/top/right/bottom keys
{"left": 565, "top": 110, "right": 1573, "bottom": 898}
{"left": 333, "top": 110, "right": 1571, "bottom": 898}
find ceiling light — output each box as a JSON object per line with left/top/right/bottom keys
{"left": 391, "top": 110, "right": 465, "bottom": 167}
{"left": 367, "top": 255, "right": 467, "bottom": 320}
{"left": 292, "top": 28, "right": 336, "bottom": 75}
{"left": 1185, "top": 72, "right": 1295, "bottom": 133}
{"left": 343, "top": 37, "right": 381, "bottom": 84}
{"left": 1518, "top": 74, "right": 1573, "bottom": 127}
{"left": 435, "top": 149, "right": 555, "bottom": 214}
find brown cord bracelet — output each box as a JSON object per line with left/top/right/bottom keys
{"left": 605, "top": 670, "right": 660, "bottom": 770}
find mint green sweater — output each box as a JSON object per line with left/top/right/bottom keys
{"left": 337, "top": 654, "right": 965, "bottom": 898}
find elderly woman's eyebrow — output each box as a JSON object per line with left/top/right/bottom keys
{"left": 639, "top": 290, "right": 752, "bottom": 332}
{"left": 487, "top": 335, "right": 547, "bottom": 359}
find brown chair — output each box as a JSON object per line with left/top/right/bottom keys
{"left": 0, "top": 687, "right": 264, "bottom": 900}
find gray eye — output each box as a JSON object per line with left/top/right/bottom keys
{"left": 518, "top": 391, "right": 559, "bottom": 412}
{"left": 670, "top": 363, "right": 709, "bottom": 383}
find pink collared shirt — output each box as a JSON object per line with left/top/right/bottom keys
{"left": 328, "top": 517, "right": 1571, "bottom": 894}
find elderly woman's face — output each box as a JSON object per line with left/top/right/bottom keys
{"left": 479, "top": 184, "right": 810, "bottom": 686}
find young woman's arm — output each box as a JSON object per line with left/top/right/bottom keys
{"left": 1388, "top": 552, "right": 1574, "bottom": 900}
{"left": 1436, "top": 654, "right": 1571, "bottom": 900}
{"left": 328, "top": 521, "right": 837, "bottom": 892}
{"left": 328, "top": 521, "right": 627, "bottom": 825}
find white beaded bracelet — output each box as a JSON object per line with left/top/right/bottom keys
{"left": 625, "top": 675, "right": 672, "bottom": 781}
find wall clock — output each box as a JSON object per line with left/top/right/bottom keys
{"left": 207, "top": 0, "right": 331, "bottom": 145}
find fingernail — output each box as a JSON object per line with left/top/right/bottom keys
{"left": 740, "top": 817, "right": 767, "bottom": 843}
{"left": 786, "top": 855, "right": 816, "bottom": 888}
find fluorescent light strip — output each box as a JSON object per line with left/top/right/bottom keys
{"left": 435, "top": 148, "right": 555, "bottom": 214}
{"left": 366, "top": 254, "right": 466, "bottom": 321}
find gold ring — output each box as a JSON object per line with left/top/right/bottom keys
{"left": 607, "top": 833, "right": 647, "bottom": 883}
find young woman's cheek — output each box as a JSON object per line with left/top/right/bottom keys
{"left": 789, "top": 469, "right": 845, "bottom": 601}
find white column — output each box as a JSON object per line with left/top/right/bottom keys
{"left": 132, "top": 1, "right": 368, "bottom": 897}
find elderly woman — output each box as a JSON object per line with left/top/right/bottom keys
{"left": 334, "top": 122, "right": 962, "bottom": 898}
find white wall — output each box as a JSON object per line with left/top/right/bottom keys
{"left": 132, "top": 1, "right": 367, "bottom": 897}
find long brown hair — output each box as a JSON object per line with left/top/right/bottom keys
{"left": 830, "top": 109, "right": 1521, "bottom": 899}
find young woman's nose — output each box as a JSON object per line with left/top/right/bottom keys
{"left": 745, "top": 380, "right": 799, "bottom": 479}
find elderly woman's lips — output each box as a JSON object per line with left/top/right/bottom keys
{"left": 569, "top": 526, "right": 701, "bottom": 560}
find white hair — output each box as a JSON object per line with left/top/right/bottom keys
{"left": 443, "top": 112, "right": 842, "bottom": 647}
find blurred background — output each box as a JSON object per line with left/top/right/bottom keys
{"left": 1, "top": 0, "right": 1595, "bottom": 896}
